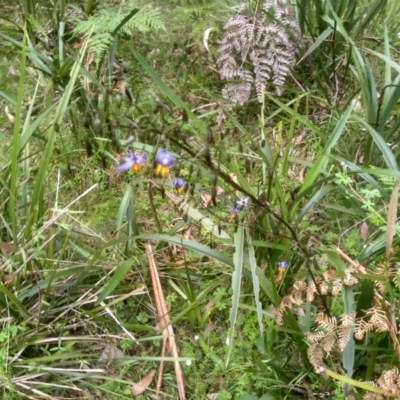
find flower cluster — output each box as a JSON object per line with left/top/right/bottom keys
{"left": 117, "top": 148, "right": 186, "bottom": 195}
{"left": 230, "top": 196, "right": 250, "bottom": 218}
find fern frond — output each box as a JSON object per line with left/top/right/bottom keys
{"left": 341, "top": 311, "right": 356, "bottom": 326}
{"left": 321, "top": 332, "right": 336, "bottom": 355}
{"left": 343, "top": 268, "right": 358, "bottom": 286}
{"left": 217, "top": 0, "right": 301, "bottom": 103}
{"left": 354, "top": 318, "right": 373, "bottom": 340}
{"left": 331, "top": 278, "right": 343, "bottom": 296}
{"left": 88, "top": 34, "right": 114, "bottom": 65}
{"left": 363, "top": 393, "right": 384, "bottom": 400}
{"left": 72, "top": 0, "right": 164, "bottom": 65}
{"left": 377, "top": 368, "right": 400, "bottom": 396}
{"left": 308, "top": 342, "right": 324, "bottom": 372}
{"left": 315, "top": 312, "right": 337, "bottom": 332}
{"left": 338, "top": 325, "right": 351, "bottom": 350}
{"left": 307, "top": 331, "right": 325, "bottom": 343}
{"left": 365, "top": 307, "right": 389, "bottom": 332}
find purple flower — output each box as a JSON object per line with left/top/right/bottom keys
{"left": 277, "top": 260, "right": 288, "bottom": 270}
{"left": 155, "top": 149, "right": 175, "bottom": 178}
{"left": 230, "top": 207, "right": 240, "bottom": 218}
{"left": 117, "top": 151, "right": 147, "bottom": 173}
{"left": 173, "top": 177, "right": 185, "bottom": 194}
{"left": 235, "top": 196, "right": 250, "bottom": 210}
{"left": 230, "top": 196, "right": 250, "bottom": 217}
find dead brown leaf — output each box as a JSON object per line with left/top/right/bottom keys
{"left": 131, "top": 369, "right": 156, "bottom": 396}
{"left": 8, "top": 65, "right": 19, "bottom": 76}
{"left": 5, "top": 106, "right": 15, "bottom": 123}
{"left": 360, "top": 221, "right": 368, "bottom": 241}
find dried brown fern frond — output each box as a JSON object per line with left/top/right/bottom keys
{"left": 318, "top": 280, "right": 329, "bottom": 295}
{"left": 323, "top": 269, "right": 336, "bottom": 281}
{"left": 307, "top": 331, "right": 326, "bottom": 343}
{"left": 363, "top": 394, "right": 384, "bottom": 400}
{"left": 307, "top": 280, "right": 316, "bottom": 302}
{"left": 331, "top": 278, "right": 343, "bottom": 296}
{"left": 320, "top": 332, "right": 336, "bottom": 355}
{"left": 315, "top": 312, "right": 337, "bottom": 332}
{"left": 217, "top": 0, "right": 301, "bottom": 103}
{"left": 377, "top": 368, "right": 400, "bottom": 396}
{"left": 341, "top": 311, "right": 356, "bottom": 326}
{"left": 307, "top": 342, "right": 324, "bottom": 372}
{"left": 293, "top": 280, "right": 307, "bottom": 292}
{"left": 365, "top": 307, "right": 389, "bottom": 333}
{"left": 343, "top": 268, "right": 358, "bottom": 286}
{"left": 290, "top": 280, "right": 307, "bottom": 306}
{"left": 338, "top": 325, "right": 351, "bottom": 350}
{"left": 354, "top": 318, "right": 374, "bottom": 340}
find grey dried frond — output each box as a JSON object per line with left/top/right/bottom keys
{"left": 217, "top": 0, "right": 301, "bottom": 103}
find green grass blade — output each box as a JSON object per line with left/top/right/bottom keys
{"left": 130, "top": 47, "right": 207, "bottom": 134}
{"left": 226, "top": 224, "right": 244, "bottom": 367}
{"left": 95, "top": 258, "right": 135, "bottom": 305}
{"left": 246, "top": 228, "right": 264, "bottom": 334}
{"left": 355, "top": 117, "right": 399, "bottom": 170}
{"left": 386, "top": 178, "right": 399, "bottom": 261}
{"left": 342, "top": 286, "right": 355, "bottom": 394}
{"left": 132, "top": 234, "right": 234, "bottom": 267}
{"left": 0, "top": 284, "right": 30, "bottom": 318}
{"left": 300, "top": 103, "right": 354, "bottom": 194}
{"left": 9, "top": 27, "right": 27, "bottom": 246}
{"left": 25, "top": 30, "right": 93, "bottom": 240}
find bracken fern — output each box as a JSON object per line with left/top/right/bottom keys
{"left": 72, "top": 0, "right": 164, "bottom": 65}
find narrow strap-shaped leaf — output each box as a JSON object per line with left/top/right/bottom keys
{"left": 226, "top": 224, "right": 244, "bottom": 366}
{"left": 95, "top": 258, "right": 135, "bottom": 305}
{"left": 246, "top": 228, "right": 264, "bottom": 334}
{"left": 386, "top": 178, "right": 399, "bottom": 261}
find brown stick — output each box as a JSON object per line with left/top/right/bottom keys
{"left": 146, "top": 242, "right": 186, "bottom": 400}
